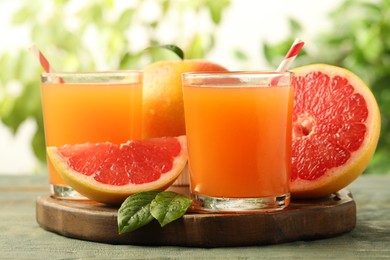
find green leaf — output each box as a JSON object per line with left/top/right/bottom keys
{"left": 206, "top": 0, "right": 231, "bottom": 24}
{"left": 117, "top": 191, "right": 159, "bottom": 234}
{"left": 117, "top": 9, "right": 135, "bottom": 31}
{"left": 144, "top": 45, "right": 185, "bottom": 60}
{"left": 186, "top": 34, "right": 205, "bottom": 59}
{"left": 233, "top": 49, "right": 249, "bottom": 61}
{"left": 161, "top": 0, "right": 171, "bottom": 14}
{"left": 150, "top": 191, "right": 192, "bottom": 227}
{"left": 288, "top": 17, "right": 303, "bottom": 34}
{"left": 117, "top": 191, "right": 192, "bottom": 234}
{"left": 119, "top": 52, "right": 144, "bottom": 70}
{"left": 11, "top": 2, "right": 42, "bottom": 25}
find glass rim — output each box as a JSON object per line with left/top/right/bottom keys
{"left": 41, "top": 69, "right": 142, "bottom": 78}
{"left": 182, "top": 70, "right": 293, "bottom": 79}
{"left": 41, "top": 70, "right": 143, "bottom": 84}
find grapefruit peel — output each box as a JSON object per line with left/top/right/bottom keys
{"left": 291, "top": 64, "right": 381, "bottom": 198}
{"left": 47, "top": 136, "right": 188, "bottom": 205}
{"left": 142, "top": 45, "right": 228, "bottom": 139}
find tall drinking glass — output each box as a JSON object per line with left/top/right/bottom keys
{"left": 182, "top": 71, "right": 293, "bottom": 211}
{"left": 41, "top": 71, "right": 143, "bottom": 199}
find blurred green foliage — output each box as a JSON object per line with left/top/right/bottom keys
{"left": 263, "top": 0, "right": 390, "bottom": 174}
{"left": 0, "top": 0, "right": 230, "bottom": 167}
{"left": 1, "top": 0, "right": 389, "bottom": 175}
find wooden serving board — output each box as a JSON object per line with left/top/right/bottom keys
{"left": 36, "top": 187, "right": 356, "bottom": 247}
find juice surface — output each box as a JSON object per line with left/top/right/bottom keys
{"left": 183, "top": 84, "right": 293, "bottom": 198}
{"left": 41, "top": 82, "right": 142, "bottom": 185}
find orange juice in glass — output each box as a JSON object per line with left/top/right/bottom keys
{"left": 41, "top": 71, "right": 142, "bottom": 199}
{"left": 182, "top": 71, "right": 293, "bottom": 211}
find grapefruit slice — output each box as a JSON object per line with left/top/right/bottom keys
{"left": 47, "top": 136, "right": 188, "bottom": 205}
{"left": 291, "top": 64, "right": 380, "bottom": 198}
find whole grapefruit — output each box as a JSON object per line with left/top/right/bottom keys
{"left": 142, "top": 60, "right": 228, "bottom": 139}
{"left": 291, "top": 64, "right": 381, "bottom": 198}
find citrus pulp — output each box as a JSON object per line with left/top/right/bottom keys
{"left": 291, "top": 64, "right": 380, "bottom": 198}
{"left": 47, "top": 136, "right": 188, "bottom": 205}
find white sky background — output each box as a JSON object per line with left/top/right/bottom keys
{"left": 0, "top": 0, "right": 339, "bottom": 175}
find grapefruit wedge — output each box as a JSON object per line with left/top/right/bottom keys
{"left": 47, "top": 136, "right": 188, "bottom": 205}
{"left": 291, "top": 64, "right": 380, "bottom": 198}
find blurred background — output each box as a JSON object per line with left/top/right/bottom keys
{"left": 0, "top": 0, "right": 389, "bottom": 175}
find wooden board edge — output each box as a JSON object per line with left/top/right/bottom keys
{"left": 36, "top": 190, "right": 356, "bottom": 247}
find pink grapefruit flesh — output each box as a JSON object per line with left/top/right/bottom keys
{"left": 291, "top": 64, "right": 380, "bottom": 198}
{"left": 47, "top": 136, "right": 188, "bottom": 205}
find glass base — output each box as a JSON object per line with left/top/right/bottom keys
{"left": 50, "top": 184, "right": 88, "bottom": 200}
{"left": 191, "top": 193, "right": 290, "bottom": 213}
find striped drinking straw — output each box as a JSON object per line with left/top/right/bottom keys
{"left": 29, "top": 44, "right": 57, "bottom": 73}
{"left": 270, "top": 38, "right": 304, "bottom": 86}
{"left": 29, "top": 44, "right": 64, "bottom": 82}
{"left": 276, "top": 38, "right": 305, "bottom": 72}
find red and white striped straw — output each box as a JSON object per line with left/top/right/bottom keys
{"left": 29, "top": 44, "right": 57, "bottom": 73}
{"left": 276, "top": 38, "right": 305, "bottom": 72}
{"left": 29, "top": 44, "right": 64, "bottom": 83}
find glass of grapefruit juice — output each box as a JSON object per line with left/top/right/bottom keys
{"left": 182, "top": 71, "right": 293, "bottom": 211}
{"left": 41, "top": 71, "right": 142, "bottom": 199}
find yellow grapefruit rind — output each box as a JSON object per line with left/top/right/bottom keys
{"left": 47, "top": 136, "right": 188, "bottom": 205}
{"left": 291, "top": 64, "right": 381, "bottom": 198}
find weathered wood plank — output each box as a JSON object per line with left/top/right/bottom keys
{"left": 1, "top": 175, "right": 389, "bottom": 259}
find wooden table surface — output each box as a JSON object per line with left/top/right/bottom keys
{"left": 1, "top": 174, "right": 389, "bottom": 259}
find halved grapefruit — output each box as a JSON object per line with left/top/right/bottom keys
{"left": 291, "top": 64, "right": 380, "bottom": 198}
{"left": 47, "top": 136, "right": 188, "bottom": 205}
